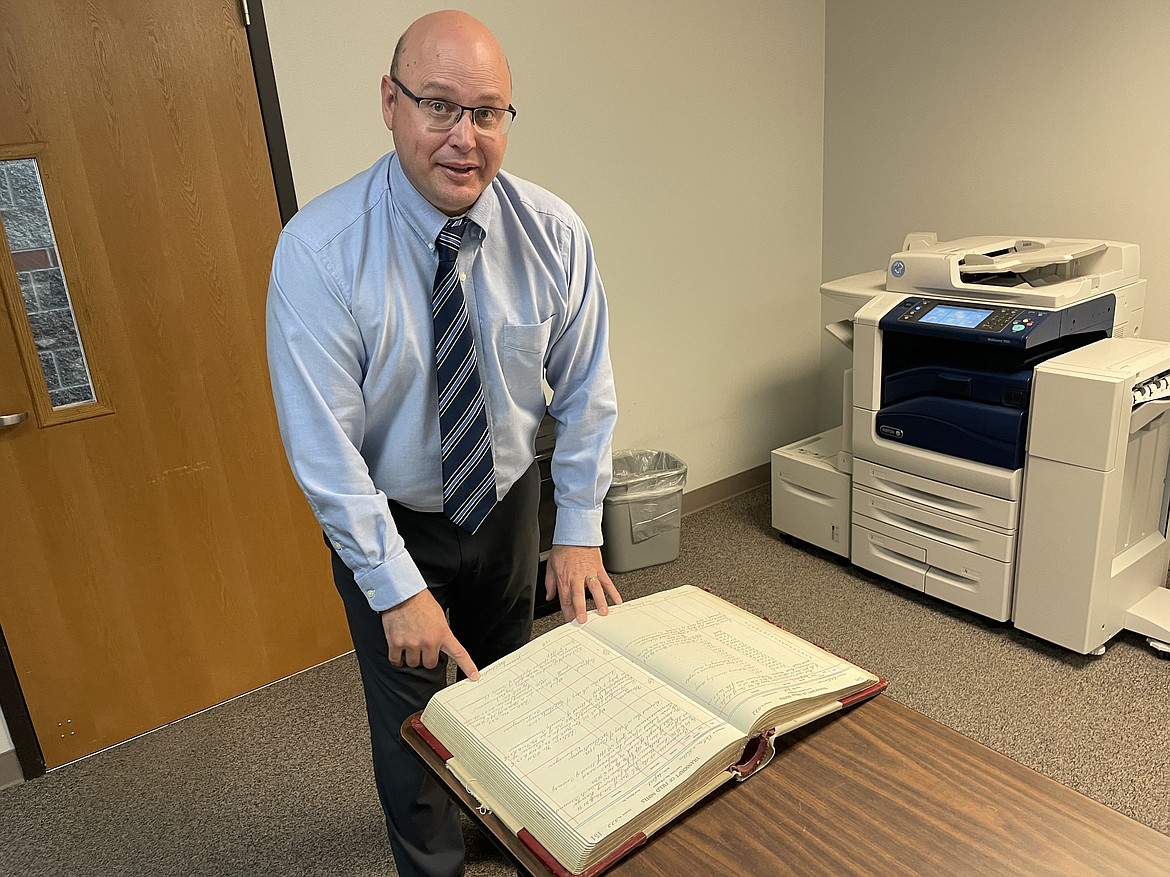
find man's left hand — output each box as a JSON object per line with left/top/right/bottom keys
{"left": 545, "top": 544, "right": 621, "bottom": 624}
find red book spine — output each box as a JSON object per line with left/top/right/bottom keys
{"left": 410, "top": 715, "right": 453, "bottom": 762}
{"left": 840, "top": 677, "right": 889, "bottom": 708}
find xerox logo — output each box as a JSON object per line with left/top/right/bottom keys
{"left": 879, "top": 425, "right": 904, "bottom": 438}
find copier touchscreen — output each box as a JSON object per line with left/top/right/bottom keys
{"left": 919, "top": 304, "right": 993, "bottom": 329}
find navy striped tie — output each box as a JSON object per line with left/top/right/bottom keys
{"left": 432, "top": 218, "right": 497, "bottom": 533}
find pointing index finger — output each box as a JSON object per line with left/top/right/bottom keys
{"left": 443, "top": 635, "right": 480, "bottom": 681}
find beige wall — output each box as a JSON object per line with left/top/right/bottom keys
{"left": 821, "top": 0, "right": 1170, "bottom": 426}
{"left": 264, "top": 1, "right": 828, "bottom": 492}
{"left": 266, "top": 0, "right": 1170, "bottom": 486}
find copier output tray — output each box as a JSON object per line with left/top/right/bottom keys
{"left": 882, "top": 364, "right": 1032, "bottom": 410}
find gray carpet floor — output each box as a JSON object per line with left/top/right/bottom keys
{"left": 1, "top": 486, "right": 1168, "bottom": 876}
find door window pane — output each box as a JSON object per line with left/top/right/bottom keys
{"left": 0, "top": 157, "right": 97, "bottom": 408}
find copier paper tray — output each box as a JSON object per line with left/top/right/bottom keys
{"left": 875, "top": 397, "right": 1026, "bottom": 470}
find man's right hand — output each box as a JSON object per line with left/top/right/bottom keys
{"left": 380, "top": 589, "right": 480, "bottom": 680}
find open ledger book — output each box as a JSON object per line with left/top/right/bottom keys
{"left": 412, "top": 585, "right": 885, "bottom": 877}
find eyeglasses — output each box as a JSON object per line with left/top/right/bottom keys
{"left": 391, "top": 78, "right": 516, "bottom": 135}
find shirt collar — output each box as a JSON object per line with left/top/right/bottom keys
{"left": 387, "top": 151, "right": 498, "bottom": 247}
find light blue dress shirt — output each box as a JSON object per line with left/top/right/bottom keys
{"left": 266, "top": 152, "right": 617, "bottom": 612}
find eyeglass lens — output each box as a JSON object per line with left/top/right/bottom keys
{"left": 420, "top": 100, "right": 510, "bottom": 134}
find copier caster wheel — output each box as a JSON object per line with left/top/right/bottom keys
{"left": 1089, "top": 645, "right": 1107, "bottom": 656}
{"left": 1149, "top": 638, "right": 1170, "bottom": 657}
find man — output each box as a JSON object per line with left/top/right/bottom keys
{"left": 265, "top": 10, "right": 620, "bottom": 877}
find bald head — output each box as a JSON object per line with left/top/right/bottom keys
{"left": 390, "top": 10, "right": 511, "bottom": 93}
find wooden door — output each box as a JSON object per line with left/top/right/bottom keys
{"left": 0, "top": 0, "right": 350, "bottom": 768}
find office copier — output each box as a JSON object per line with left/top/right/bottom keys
{"left": 772, "top": 232, "right": 1170, "bottom": 656}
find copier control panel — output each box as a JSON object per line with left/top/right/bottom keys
{"left": 882, "top": 298, "right": 1052, "bottom": 347}
{"left": 879, "top": 295, "right": 1115, "bottom": 349}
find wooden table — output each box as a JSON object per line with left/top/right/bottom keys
{"left": 402, "top": 695, "right": 1170, "bottom": 876}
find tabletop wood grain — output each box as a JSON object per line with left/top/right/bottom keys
{"left": 403, "top": 695, "right": 1170, "bottom": 877}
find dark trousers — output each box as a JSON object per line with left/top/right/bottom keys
{"left": 329, "top": 463, "right": 540, "bottom": 877}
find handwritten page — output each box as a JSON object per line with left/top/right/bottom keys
{"left": 584, "top": 586, "right": 874, "bottom": 735}
{"left": 430, "top": 622, "right": 744, "bottom": 845}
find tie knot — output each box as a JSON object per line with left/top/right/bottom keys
{"left": 436, "top": 218, "right": 466, "bottom": 259}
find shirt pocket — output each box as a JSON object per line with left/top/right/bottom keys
{"left": 502, "top": 316, "right": 555, "bottom": 357}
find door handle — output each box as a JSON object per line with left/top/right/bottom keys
{"left": 0, "top": 412, "right": 28, "bottom": 427}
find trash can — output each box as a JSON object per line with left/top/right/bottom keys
{"left": 602, "top": 449, "right": 687, "bottom": 572}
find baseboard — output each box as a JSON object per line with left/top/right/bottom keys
{"left": 0, "top": 747, "right": 23, "bottom": 790}
{"left": 682, "top": 463, "right": 769, "bottom": 516}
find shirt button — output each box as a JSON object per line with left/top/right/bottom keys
{"left": 428, "top": 243, "right": 434, "bottom": 250}
{"left": 459, "top": 272, "right": 467, "bottom": 282}
{"left": 366, "top": 589, "right": 376, "bottom": 598}
{"left": 333, "top": 541, "right": 342, "bottom": 550}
